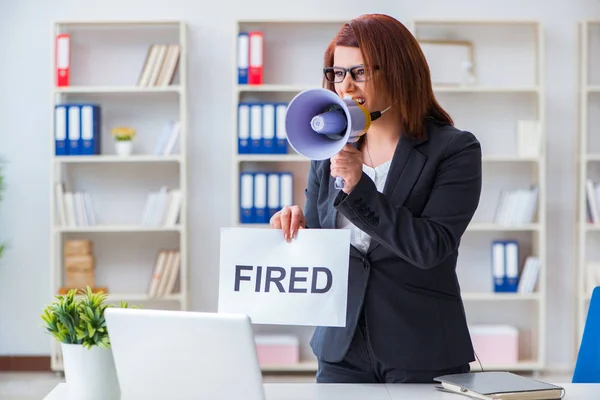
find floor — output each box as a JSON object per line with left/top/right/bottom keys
{"left": 0, "top": 371, "right": 573, "bottom": 400}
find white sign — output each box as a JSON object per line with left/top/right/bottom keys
{"left": 218, "top": 227, "right": 351, "bottom": 327}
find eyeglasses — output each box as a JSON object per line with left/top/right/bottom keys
{"left": 323, "top": 64, "right": 378, "bottom": 83}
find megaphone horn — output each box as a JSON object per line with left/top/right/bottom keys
{"left": 285, "top": 88, "right": 378, "bottom": 190}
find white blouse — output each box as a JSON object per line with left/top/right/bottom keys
{"left": 336, "top": 160, "right": 392, "bottom": 254}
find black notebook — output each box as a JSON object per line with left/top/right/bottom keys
{"left": 433, "top": 371, "right": 565, "bottom": 400}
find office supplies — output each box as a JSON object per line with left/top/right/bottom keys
{"left": 104, "top": 308, "right": 266, "bottom": 400}
{"left": 434, "top": 371, "right": 565, "bottom": 399}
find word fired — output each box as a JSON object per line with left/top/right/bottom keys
{"left": 234, "top": 265, "right": 332, "bottom": 294}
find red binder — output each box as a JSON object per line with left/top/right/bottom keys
{"left": 56, "top": 33, "right": 70, "bottom": 87}
{"left": 248, "top": 31, "right": 263, "bottom": 85}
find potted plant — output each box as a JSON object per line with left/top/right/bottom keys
{"left": 111, "top": 127, "right": 136, "bottom": 156}
{"left": 40, "top": 287, "right": 140, "bottom": 400}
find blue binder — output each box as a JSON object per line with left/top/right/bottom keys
{"left": 238, "top": 103, "right": 250, "bottom": 154}
{"left": 491, "top": 240, "right": 519, "bottom": 292}
{"left": 67, "top": 104, "right": 81, "bottom": 155}
{"left": 249, "top": 104, "right": 263, "bottom": 154}
{"left": 240, "top": 172, "right": 254, "bottom": 223}
{"left": 79, "top": 104, "right": 101, "bottom": 155}
{"left": 54, "top": 105, "right": 68, "bottom": 156}
{"left": 274, "top": 103, "right": 289, "bottom": 154}
{"left": 237, "top": 32, "right": 249, "bottom": 85}
{"left": 253, "top": 172, "right": 268, "bottom": 223}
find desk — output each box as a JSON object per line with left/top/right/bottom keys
{"left": 44, "top": 382, "right": 600, "bottom": 399}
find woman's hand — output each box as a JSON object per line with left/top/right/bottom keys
{"left": 269, "top": 205, "right": 306, "bottom": 241}
{"left": 330, "top": 144, "right": 363, "bottom": 194}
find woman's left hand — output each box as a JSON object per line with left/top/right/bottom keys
{"left": 330, "top": 144, "right": 363, "bottom": 194}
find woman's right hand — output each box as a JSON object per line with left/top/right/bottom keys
{"left": 269, "top": 205, "right": 306, "bottom": 241}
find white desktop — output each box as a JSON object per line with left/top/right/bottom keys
{"left": 43, "top": 308, "right": 600, "bottom": 400}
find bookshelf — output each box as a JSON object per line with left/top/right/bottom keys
{"left": 410, "top": 19, "right": 546, "bottom": 373}
{"left": 576, "top": 20, "right": 600, "bottom": 356}
{"left": 232, "top": 18, "right": 546, "bottom": 374}
{"left": 49, "top": 20, "right": 187, "bottom": 372}
{"left": 232, "top": 18, "right": 348, "bottom": 373}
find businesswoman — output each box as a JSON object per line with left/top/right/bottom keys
{"left": 270, "top": 13, "right": 482, "bottom": 384}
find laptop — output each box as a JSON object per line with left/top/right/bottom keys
{"left": 104, "top": 308, "right": 266, "bottom": 400}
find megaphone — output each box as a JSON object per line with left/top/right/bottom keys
{"left": 285, "top": 88, "right": 382, "bottom": 189}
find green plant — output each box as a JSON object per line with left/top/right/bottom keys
{"left": 40, "top": 286, "right": 140, "bottom": 349}
{"left": 111, "top": 127, "right": 136, "bottom": 141}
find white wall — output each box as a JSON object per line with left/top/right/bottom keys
{"left": 0, "top": 0, "right": 598, "bottom": 371}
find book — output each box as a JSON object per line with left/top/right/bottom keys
{"left": 434, "top": 371, "right": 565, "bottom": 400}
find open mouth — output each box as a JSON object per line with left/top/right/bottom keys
{"left": 354, "top": 97, "right": 366, "bottom": 106}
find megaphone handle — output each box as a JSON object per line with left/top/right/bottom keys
{"left": 334, "top": 176, "right": 345, "bottom": 190}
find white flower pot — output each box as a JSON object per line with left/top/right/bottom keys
{"left": 115, "top": 140, "right": 133, "bottom": 156}
{"left": 61, "top": 343, "right": 120, "bottom": 400}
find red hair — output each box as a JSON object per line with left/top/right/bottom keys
{"left": 322, "top": 14, "right": 453, "bottom": 139}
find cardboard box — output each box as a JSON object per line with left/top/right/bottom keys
{"left": 64, "top": 254, "right": 95, "bottom": 289}
{"left": 64, "top": 239, "right": 92, "bottom": 256}
{"left": 469, "top": 325, "right": 519, "bottom": 365}
{"left": 254, "top": 334, "right": 299, "bottom": 366}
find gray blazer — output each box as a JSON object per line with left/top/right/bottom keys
{"left": 305, "top": 118, "right": 482, "bottom": 371}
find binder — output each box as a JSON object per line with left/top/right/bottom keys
{"left": 238, "top": 103, "right": 250, "bottom": 154}
{"left": 254, "top": 172, "right": 268, "bottom": 223}
{"left": 491, "top": 240, "right": 519, "bottom": 292}
{"left": 275, "top": 103, "right": 288, "bottom": 154}
{"left": 248, "top": 31, "right": 263, "bottom": 85}
{"left": 240, "top": 172, "right": 254, "bottom": 223}
{"left": 267, "top": 173, "right": 280, "bottom": 218}
{"left": 54, "top": 105, "right": 68, "bottom": 155}
{"left": 504, "top": 241, "right": 519, "bottom": 292}
{"left": 280, "top": 172, "right": 293, "bottom": 209}
{"left": 67, "top": 105, "right": 81, "bottom": 155}
{"left": 250, "top": 104, "right": 262, "bottom": 153}
{"left": 262, "top": 103, "right": 275, "bottom": 154}
{"left": 80, "top": 104, "right": 101, "bottom": 155}
{"left": 56, "top": 33, "right": 70, "bottom": 87}
{"left": 237, "top": 32, "right": 249, "bottom": 84}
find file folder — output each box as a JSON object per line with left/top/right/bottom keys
{"left": 80, "top": 104, "right": 101, "bottom": 155}
{"left": 67, "top": 105, "right": 81, "bottom": 155}
{"left": 262, "top": 103, "right": 275, "bottom": 153}
{"left": 240, "top": 172, "right": 254, "bottom": 223}
{"left": 491, "top": 240, "right": 519, "bottom": 292}
{"left": 238, "top": 103, "right": 250, "bottom": 154}
{"left": 54, "top": 105, "right": 68, "bottom": 155}
{"left": 248, "top": 31, "right": 263, "bottom": 85}
{"left": 275, "top": 103, "right": 288, "bottom": 154}
{"left": 254, "top": 172, "right": 268, "bottom": 223}
{"left": 280, "top": 172, "right": 293, "bottom": 209}
{"left": 237, "top": 32, "right": 249, "bottom": 85}
{"left": 250, "top": 104, "right": 262, "bottom": 153}
{"left": 267, "top": 173, "right": 280, "bottom": 218}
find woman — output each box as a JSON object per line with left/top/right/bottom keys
{"left": 269, "top": 13, "right": 482, "bottom": 384}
